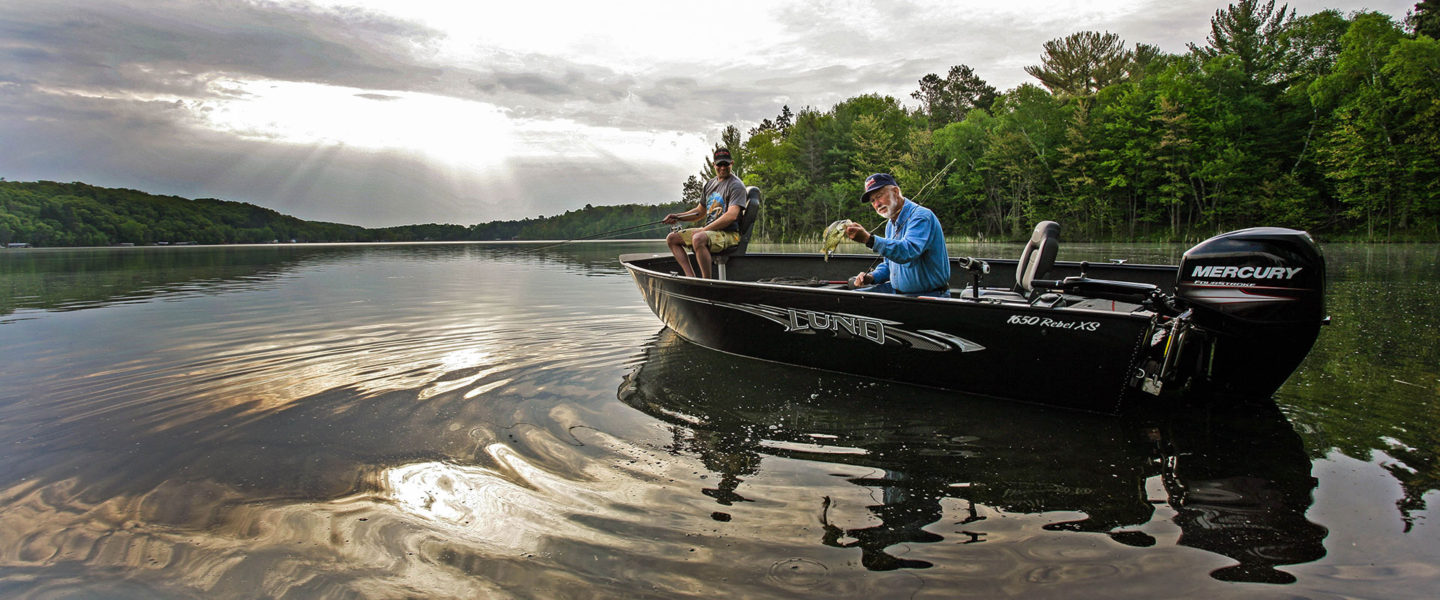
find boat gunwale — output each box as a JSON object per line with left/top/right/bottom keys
{"left": 619, "top": 252, "right": 1164, "bottom": 321}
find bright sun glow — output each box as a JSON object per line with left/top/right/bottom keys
{"left": 199, "top": 79, "right": 516, "bottom": 169}
{"left": 195, "top": 78, "right": 706, "bottom": 171}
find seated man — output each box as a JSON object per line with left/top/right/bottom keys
{"left": 844, "top": 173, "right": 952, "bottom": 297}
{"left": 663, "top": 148, "right": 749, "bottom": 279}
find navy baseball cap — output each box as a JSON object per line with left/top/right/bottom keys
{"left": 861, "top": 173, "right": 897, "bottom": 201}
{"left": 713, "top": 148, "right": 733, "bottom": 165}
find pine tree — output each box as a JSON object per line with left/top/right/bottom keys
{"left": 1412, "top": 0, "right": 1440, "bottom": 38}
{"left": 911, "top": 65, "right": 999, "bottom": 128}
{"left": 1190, "top": 0, "right": 1296, "bottom": 86}
{"left": 1025, "top": 32, "right": 1134, "bottom": 97}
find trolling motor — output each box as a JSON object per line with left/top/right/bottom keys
{"left": 1033, "top": 261, "right": 1173, "bottom": 307}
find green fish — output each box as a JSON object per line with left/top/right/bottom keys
{"left": 822, "top": 219, "right": 857, "bottom": 261}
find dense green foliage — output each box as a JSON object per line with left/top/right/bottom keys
{"left": 0, "top": 181, "right": 685, "bottom": 247}
{"left": 3, "top": 2, "right": 1436, "bottom": 247}
{"left": 727, "top": 1, "right": 1439, "bottom": 242}
{"left": 0, "top": 180, "right": 365, "bottom": 246}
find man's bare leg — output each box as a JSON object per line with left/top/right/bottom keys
{"left": 692, "top": 232, "right": 713, "bottom": 279}
{"left": 666, "top": 231, "right": 696, "bottom": 277}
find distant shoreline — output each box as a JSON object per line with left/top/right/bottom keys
{"left": 1, "top": 238, "right": 676, "bottom": 250}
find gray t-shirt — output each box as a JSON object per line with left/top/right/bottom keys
{"left": 699, "top": 175, "right": 749, "bottom": 232}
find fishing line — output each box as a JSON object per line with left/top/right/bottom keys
{"left": 506, "top": 220, "right": 668, "bottom": 255}
{"left": 911, "top": 158, "right": 957, "bottom": 204}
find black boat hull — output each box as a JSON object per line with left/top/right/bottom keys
{"left": 624, "top": 253, "right": 1156, "bottom": 413}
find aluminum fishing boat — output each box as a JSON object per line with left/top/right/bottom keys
{"left": 622, "top": 190, "right": 1327, "bottom": 413}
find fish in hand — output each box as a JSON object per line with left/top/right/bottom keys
{"left": 822, "top": 219, "right": 857, "bottom": 261}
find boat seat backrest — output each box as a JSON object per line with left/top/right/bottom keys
{"left": 1015, "top": 221, "right": 1060, "bottom": 296}
{"left": 713, "top": 187, "right": 761, "bottom": 280}
{"left": 716, "top": 186, "right": 762, "bottom": 258}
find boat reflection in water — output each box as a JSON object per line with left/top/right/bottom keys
{"left": 618, "top": 329, "right": 1327, "bottom": 584}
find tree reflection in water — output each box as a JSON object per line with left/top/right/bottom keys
{"left": 619, "top": 329, "right": 1327, "bottom": 584}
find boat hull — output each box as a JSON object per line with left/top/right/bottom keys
{"left": 624, "top": 253, "right": 1156, "bottom": 413}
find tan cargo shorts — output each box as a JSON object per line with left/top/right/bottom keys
{"left": 679, "top": 228, "right": 740, "bottom": 252}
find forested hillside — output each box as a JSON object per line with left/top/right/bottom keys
{"left": 0, "top": 181, "right": 367, "bottom": 246}
{"left": 0, "top": 181, "right": 685, "bottom": 246}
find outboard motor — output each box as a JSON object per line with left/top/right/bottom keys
{"left": 1172, "top": 227, "right": 1327, "bottom": 397}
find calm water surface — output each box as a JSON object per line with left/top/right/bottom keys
{"left": 0, "top": 241, "right": 1436, "bottom": 599}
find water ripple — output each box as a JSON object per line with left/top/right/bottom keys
{"left": 2, "top": 242, "right": 1437, "bottom": 598}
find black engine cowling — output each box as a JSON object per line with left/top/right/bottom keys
{"left": 1177, "top": 227, "right": 1326, "bottom": 330}
{"left": 1172, "top": 228, "right": 1327, "bottom": 397}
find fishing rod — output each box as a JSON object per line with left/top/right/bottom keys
{"left": 863, "top": 158, "right": 959, "bottom": 235}
{"left": 507, "top": 219, "right": 668, "bottom": 254}
{"left": 912, "top": 158, "right": 957, "bottom": 205}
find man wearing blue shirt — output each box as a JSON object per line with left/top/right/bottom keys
{"left": 843, "top": 173, "right": 952, "bottom": 297}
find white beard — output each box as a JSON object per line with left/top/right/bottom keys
{"left": 875, "top": 196, "right": 900, "bottom": 220}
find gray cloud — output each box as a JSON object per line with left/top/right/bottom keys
{"left": 1, "top": 0, "right": 444, "bottom": 94}
{"left": 0, "top": 0, "right": 939, "bottom": 142}
{"left": 1, "top": 0, "right": 1420, "bottom": 229}
{"left": 470, "top": 66, "right": 632, "bottom": 103}
{"left": 0, "top": 0, "right": 724, "bottom": 226}
{"left": 2, "top": 0, "right": 770, "bottom": 133}
{"left": 458, "top": 55, "right": 644, "bottom": 123}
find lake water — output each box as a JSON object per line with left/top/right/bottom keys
{"left": 1, "top": 241, "right": 1436, "bottom": 599}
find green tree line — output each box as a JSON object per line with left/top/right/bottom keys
{"left": 722, "top": 1, "right": 1439, "bottom": 242}
{"left": 0, "top": 181, "right": 685, "bottom": 247}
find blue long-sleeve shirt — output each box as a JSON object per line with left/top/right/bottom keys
{"left": 868, "top": 199, "right": 951, "bottom": 293}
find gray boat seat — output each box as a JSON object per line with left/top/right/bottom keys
{"left": 968, "top": 221, "right": 1060, "bottom": 302}
{"left": 1014, "top": 220, "right": 1060, "bottom": 297}
{"left": 714, "top": 186, "right": 761, "bottom": 280}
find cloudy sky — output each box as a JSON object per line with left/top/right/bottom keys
{"left": 0, "top": 0, "right": 1419, "bottom": 227}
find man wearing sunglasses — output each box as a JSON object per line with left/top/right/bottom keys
{"left": 663, "top": 148, "right": 750, "bottom": 279}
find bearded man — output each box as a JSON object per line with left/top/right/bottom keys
{"left": 843, "top": 173, "right": 952, "bottom": 297}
